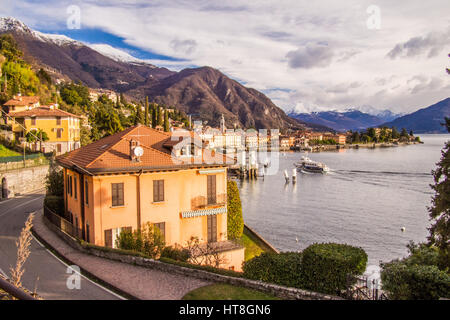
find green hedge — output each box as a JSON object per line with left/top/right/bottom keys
{"left": 381, "top": 261, "right": 450, "bottom": 300}
{"left": 44, "top": 195, "right": 64, "bottom": 215}
{"left": 161, "top": 246, "right": 191, "bottom": 262}
{"left": 302, "top": 243, "right": 368, "bottom": 295}
{"left": 227, "top": 180, "right": 244, "bottom": 240}
{"left": 243, "top": 252, "right": 303, "bottom": 288}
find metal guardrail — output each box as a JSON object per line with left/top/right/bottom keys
{"left": 43, "top": 205, "right": 82, "bottom": 239}
{"left": 0, "top": 277, "right": 36, "bottom": 300}
{"left": 0, "top": 152, "right": 53, "bottom": 163}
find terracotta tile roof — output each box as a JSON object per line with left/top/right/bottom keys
{"left": 56, "top": 125, "right": 234, "bottom": 174}
{"left": 4, "top": 95, "right": 40, "bottom": 106}
{"left": 8, "top": 106, "right": 81, "bottom": 118}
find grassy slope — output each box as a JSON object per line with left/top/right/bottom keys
{"left": 0, "top": 145, "right": 20, "bottom": 157}
{"left": 182, "top": 284, "right": 279, "bottom": 300}
{"left": 241, "top": 232, "right": 264, "bottom": 261}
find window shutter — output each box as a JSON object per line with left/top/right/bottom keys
{"left": 74, "top": 176, "right": 77, "bottom": 199}
{"left": 111, "top": 184, "right": 116, "bottom": 207}
{"left": 207, "top": 175, "right": 216, "bottom": 204}
{"left": 153, "top": 180, "right": 158, "bottom": 202}
{"left": 119, "top": 183, "right": 124, "bottom": 206}
{"left": 105, "top": 229, "right": 112, "bottom": 248}
{"left": 159, "top": 180, "right": 164, "bottom": 202}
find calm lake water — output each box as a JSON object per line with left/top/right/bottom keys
{"left": 238, "top": 134, "right": 450, "bottom": 265}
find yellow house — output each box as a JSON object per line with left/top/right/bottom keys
{"left": 9, "top": 105, "right": 81, "bottom": 154}
{"left": 3, "top": 95, "right": 40, "bottom": 114}
{"left": 56, "top": 125, "right": 245, "bottom": 271}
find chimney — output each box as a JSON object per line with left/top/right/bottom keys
{"left": 129, "top": 139, "right": 142, "bottom": 162}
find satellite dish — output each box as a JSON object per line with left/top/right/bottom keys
{"left": 133, "top": 146, "right": 144, "bottom": 157}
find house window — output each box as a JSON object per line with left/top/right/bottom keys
{"left": 56, "top": 117, "right": 61, "bottom": 125}
{"left": 111, "top": 183, "right": 124, "bottom": 207}
{"left": 207, "top": 214, "right": 217, "bottom": 243}
{"left": 190, "top": 143, "right": 195, "bottom": 156}
{"left": 57, "top": 128, "right": 62, "bottom": 138}
{"left": 154, "top": 222, "right": 166, "bottom": 242}
{"left": 85, "top": 180, "right": 89, "bottom": 206}
{"left": 207, "top": 175, "right": 216, "bottom": 205}
{"left": 74, "top": 176, "right": 77, "bottom": 200}
{"left": 105, "top": 226, "right": 132, "bottom": 248}
{"left": 153, "top": 180, "right": 164, "bottom": 202}
{"left": 57, "top": 144, "right": 61, "bottom": 153}
{"left": 86, "top": 223, "right": 90, "bottom": 243}
{"left": 69, "top": 176, "right": 72, "bottom": 197}
{"left": 31, "top": 117, "right": 36, "bottom": 125}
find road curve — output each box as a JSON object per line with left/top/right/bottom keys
{"left": 0, "top": 189, "right": 122, "bottom": 300}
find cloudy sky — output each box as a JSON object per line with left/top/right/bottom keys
{"left": 2, "top": 0, "right": 450, "bottom": 114}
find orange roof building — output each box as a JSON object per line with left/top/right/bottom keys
{"left": 8, "top": 105, "right": 81, "bottom": 154}
{"left": 3, "top": 95, "right": 40, "bottom": 113}
{"left": 56, "top": 125, "right": 244, "bottom": 271}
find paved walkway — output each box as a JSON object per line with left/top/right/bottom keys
{"left": 32, "top": 210, "right": 210, "bottom": 300}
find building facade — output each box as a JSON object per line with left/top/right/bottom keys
{"left": 56, "top": 125, "right": 244, "bottom": 271}
{"left": 8, "top": 105, "right": 81, "bottom": 154}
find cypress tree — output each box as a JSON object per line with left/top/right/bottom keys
{"left": 151, "top": 103, "right": 157, "bottom": 128}
{"left": 164, "top": 110, "right": 169, "bottom": 132}
{"left": 134, "top": 104, "right": 144, "bottom": 125}
{"left": 144, "top": 97, "right": 149, "bottom": 126}
{"left": 158, "top": 106, "right": 163, "bottom": 126}
{"left": 428, "top": 117, "right": 450, "bottom": 269}
{"left": 227, "top": 180, "right": 244, "bottom": 240}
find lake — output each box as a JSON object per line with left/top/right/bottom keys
{"left": 238, "top": 134, "right": 450, "bottom": 265}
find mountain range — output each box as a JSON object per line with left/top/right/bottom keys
{"left": 0, "top": 17, "right": 319, "bottom": 130}
{"left": 288, "top": 109, "right": 401, "bottom": 132}
{"left": 1, "top": 17, "right": 448, "bottom": 133}
{"left": 381, "top": 98, "right": 450, "bottom": 133}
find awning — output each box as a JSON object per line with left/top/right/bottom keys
{"left": 181, "top": 206, "right": 227, "bottom": 218}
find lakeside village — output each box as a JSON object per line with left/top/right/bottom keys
{"left": 0, "top": 91, "right": 430, "bottom": 299}
{"left": 0, "top": 32, "right": 447, "bottom": 302}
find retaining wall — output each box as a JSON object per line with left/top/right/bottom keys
{"left": 41, "top": 214, "right": 342, "bottom": 300}
{"left": 0, "top": 164, "right": 48, "bottom": 199}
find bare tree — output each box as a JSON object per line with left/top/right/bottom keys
{"left": 10, "top": 213, "right": 34, "bottom": 288}
{"left": 185, "top": 236, "right": 228, "bottom": 268}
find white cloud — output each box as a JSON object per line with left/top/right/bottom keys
{"left": 286, "top": 44, "right": 334, "bottom": 69}
{"left": 7, "top": 0, "right": 450, "bottom": 114}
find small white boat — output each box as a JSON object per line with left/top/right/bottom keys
{"left": 294, "top": 156, "right": 330, "bottom": 174}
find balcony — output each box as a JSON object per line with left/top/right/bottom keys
{"left": 181, "top": 205, "right": 226, "bottom": 218}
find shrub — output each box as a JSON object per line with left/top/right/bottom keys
{"left": 301, "top": 243, "right": 368, "bottom": 295}
{"left": 44, "top": 195, "right": 64, "bottom": 215}
{"left": 381, "top": 261, "right": 450, "bottom": 300}
{"left": 45, "top": 162, "right": 64, "bottom": 197}
{"left": 161, "top": 246, "right": 191, "bottom": 262}
{"left": 404, "top": 242, "right": 441, "bottom": 267}
{"left": 227, "top": 180, "right": 244, "bottom": 240}
{"left": 115, "top": 223, "right": 165, "bottom": 259}
{"left": 243, "top": 252, "right": 303, "bottom": 288}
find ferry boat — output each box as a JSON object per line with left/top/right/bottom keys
{"left": 294, "top": 156, "right": 330, "bottom": 174}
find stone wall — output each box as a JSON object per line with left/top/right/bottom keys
{"left": 40, "top": 214, "right": 343, "bottom": 300}
{"left": 0, "top": 164, "right": 49, "bottom": 199}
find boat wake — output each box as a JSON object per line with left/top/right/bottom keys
{"left": 334, "top": 169, "right": 431, "bottom": 177}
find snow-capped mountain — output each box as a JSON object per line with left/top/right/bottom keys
{"left": 0, "top": 16, "right": 313, "bottom": 130}
{"left": 87, "top": 43, "right": 155, "bottom": 66}
{"left": 0, "top": 17, "right": 83, "bottom": 46}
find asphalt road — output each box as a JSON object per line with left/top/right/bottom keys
{"left": 0, "top": 189, "right": 123, "bottom": 300}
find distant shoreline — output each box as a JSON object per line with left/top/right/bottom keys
{"left": 280, "top": 141, "right": 423, "bottom": 153}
